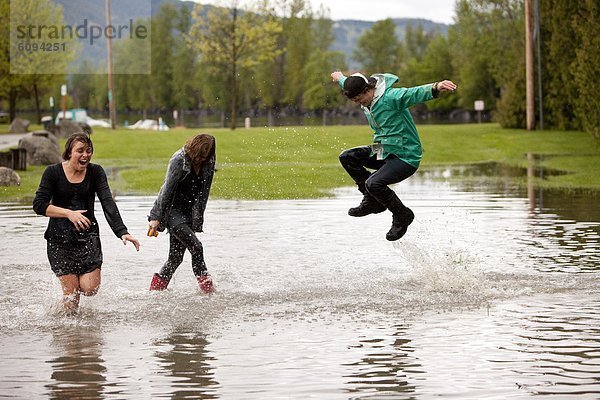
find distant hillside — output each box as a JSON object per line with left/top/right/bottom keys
{"left": 51, "top": 0, "right": 448, "bottom": 71}
{"left": 331, "top": 19, "right": 448, "bottom": 70}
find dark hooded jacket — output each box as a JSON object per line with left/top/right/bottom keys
{"left": 148, "top": 148, "right": 215, "bottom": 232}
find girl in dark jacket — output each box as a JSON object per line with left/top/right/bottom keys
{"left": 33, "top": 132, "right": 140, "bottom": 313}
{"left": 147, "top": 134, "right": 216, "bottom": 293}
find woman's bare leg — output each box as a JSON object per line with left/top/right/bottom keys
{"left": 79, "top": 268, "right": 101, "bottom": 297}
{"left": 59, "top": 274, "right": 81, "bottom": 314}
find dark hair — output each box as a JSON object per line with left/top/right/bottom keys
{"left": 184, "top": 133, "right": 216, "bottom": 166}
{"left": 62, "top": 132, "right": 93, "bottom": 160}
{"left": 343, "top": 73, "right": 376, "bottom": 98}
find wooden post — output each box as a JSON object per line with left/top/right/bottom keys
{"left": 525, "top": 0, "right": 535, "bottom": 130}
{"left": 11, "top": 148, "right": 27, "bottom": 171}
{"left": 527, "top": 152, "right": 535, "bottom": 210}
{"left": 106, "top": 0, "right": 116, "bottom": 129}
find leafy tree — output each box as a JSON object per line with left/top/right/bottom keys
{"left": 112, "top": 17, "right": 153, "bottom": 114}
{"left": 302, "top": 7, "right": 346, "bottom": 114}
{"left": 188, "top": 0, "right": 283, "bottom": 129}
{"left": 405, "top": 34, "right": 457, "bottom": 110}
{"left": 450, "top": 0, "right": 524, "bottom": 126}
{"left": 404, "top": 24, "right": 434, "bottom": 61}
{"left": 172, "top": 6, "right": 198, "bottom": 123}
{"left": 280, "top": 0, "right": 313, "bottom": 106}
{"left": 571, "top": 0, "right": 599, "bottom": 140}
{"left": 3, "top": 0, "right": 76, "bottom": 122}
{"left": 538, "top": 1, "right": 579, "bottom": 131}
{"left": 352, "top": 18, "right": 401, "bottom": 73}
{"left": 250, "top": 0, "right": 315, "bottom": 125}
{"left": 302, "top": 50, "right": 346, "bottom": 112}
{"left": 151, "top": 4, "right": 178, "bottom": 111}
{"left": 69, "top": 61, "right": 98, "bottom": 109}
{"left": 450, "top": 0, "right": 597, "bottom": 137}
{"left": 0, "top": 0, "right": 9, "bottom": 101}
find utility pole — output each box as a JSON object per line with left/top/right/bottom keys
{"left": 106, "top": 0, "right": 116, "bottom": 129}
{"left": 534, "top": 0, "right": 544, "bottom": 130}
{"left": 525, "top": 0, "right": 535, "bottom": 130}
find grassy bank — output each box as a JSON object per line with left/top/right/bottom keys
{"left": 1, "top": 123, "right": 598, "bottom": 202}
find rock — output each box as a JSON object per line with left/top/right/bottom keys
{"left": 30, "top": 147, "right": 62, "bottom": 165}
{"left": 0, "top": 167, "right": 20, "bottom": 186}
{"left": 51, "top": 120, "right": 93, "bottom": 138}
{"left": 18, "top": 133, "right": 61, "bottom": 166}
{"left": 31, "top": 130, "right": 59, "bottom": 146}
{"left": 8, "top": 118, "right": 30, "bottom": 133}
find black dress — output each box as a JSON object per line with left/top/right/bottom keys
{"left": 33, "top": 163, "right": 129, "bottom": 276}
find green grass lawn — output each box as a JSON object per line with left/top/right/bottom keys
{"left": 1, "top": 123, "right": 599, "bottom": 202}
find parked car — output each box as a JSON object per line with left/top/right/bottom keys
{"left": 127, "top": 118, "right": 170, "bottom": 131}
{"left": 55, "top": 109, "right": 111, "bottom": 128}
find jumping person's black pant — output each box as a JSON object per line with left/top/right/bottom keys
{"left": 339, "top": 146, "right": 417, "bottom": 205}
{"left": 158, "top": 222, "right": 206, "bottom": 281}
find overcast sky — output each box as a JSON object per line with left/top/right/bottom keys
{"left": 309, "top": 0, "right": 456, "bottom": 24}
{"left": 189, "top": 0, "right": 457, "bottom": 25}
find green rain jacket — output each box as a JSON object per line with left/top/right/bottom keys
{"left": 339, "top": 73, "right": 435, "bottom": 168}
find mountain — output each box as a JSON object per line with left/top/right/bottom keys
{"left": 51, "top": 0, "right": 448, "bottom": 71}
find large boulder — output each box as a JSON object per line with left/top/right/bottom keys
{"left": 18, "top": 133, "right": 61, "bottom": 166}
{"left": 31, "top": 130, "right": 59, "bottom": 146}
{"left": 0, "top": 167, "right": 20, "bottom": 186}
{"left": 8, "top": 118, "right": 30, "bottom": 133}
{"left": 51, "top": 120, "right": 92, "bottom": 138}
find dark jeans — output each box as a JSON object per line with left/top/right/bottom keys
{"left": 158, "top": 222, "right": 207, "bottom": 281}
{"left": 339, "top": 146, "right": 417, "bottom": 206}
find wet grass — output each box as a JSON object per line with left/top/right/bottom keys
{"left": 0, "top": 123, "right": 599, "bottom": 201}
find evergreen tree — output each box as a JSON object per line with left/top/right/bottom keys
{"left": 189, "top": 0, "right": 283, "bottom": 129}
{"left": 571, "top": 0, "right": 599, "bottom": 140}
{"left": 451, "top": 0, "right": 523, "bottom": 126}
{"left": 281, "top": 0, "right": 314, "bottom": 107}
{"left": 172, "top": 6, "right": 198, "bottom": 125}
{"left": 405, "top": 34, "right": 458, "bottom": 111}
{"left": 352, "top": 19, "right": 401, "bottom": 73}
{"left": 404, "top": 24, "right": 434, "bottom": 61}
{"left": 151, "top": 4, "right": 178, "bottom": 111}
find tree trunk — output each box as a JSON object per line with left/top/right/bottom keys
{"left": 8, "top": 88, "right": 18, "bottom": 123}
{"left": 33, "top": 82, "right": 41, "bottom": 124}
{"left": 231, "top": 67, "right": 237, "bottom": 130}
{"left": 230, "top": 8, "right": 238, "bottom": 130}
{"left": 267, "top": 107, "right": 274, "bottom": 127}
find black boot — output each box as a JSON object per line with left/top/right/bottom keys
{"left": 348, "top": 182, "right": 386, "bottom": 217}
{"left": 382, "top": 194, "right": 414, "bottom": 241}
{"left": 386, "top": 207, "right": 414, "bottom": 241}
{"left": 348, "top": 194, "right": 386, "bottom": 217}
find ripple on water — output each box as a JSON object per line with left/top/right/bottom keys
{"left": 0, "top": 181, "right": 599, "bottom": 398}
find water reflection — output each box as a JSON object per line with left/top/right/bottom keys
{"left": 344, "top": 324, "right": 419, "bottom": 396}
{"left": 152, "top": 330, "right": 219, "bottom": 399}
{"left": 416, "top": 163, "right": 600, "bottom": 273}
{"left": 45, "top": 327, "right": 106, "bottom": 400}
{"left": 500, "top": 295, "right": 600, "bottom": 396}
{"left": 0, "top": 165, "right": 599, "bottom": 398}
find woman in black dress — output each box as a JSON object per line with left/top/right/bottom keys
{"left": 33, "top": 132, "right": 140, "bottom": 313}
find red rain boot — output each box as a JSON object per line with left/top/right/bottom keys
{"left": 197, "top": 274, "right": 215, "bottom": 294}
{"left": 149, "top": 273, "right": 169, "bottom": 291}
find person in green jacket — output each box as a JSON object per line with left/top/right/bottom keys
{"left": 331, "top": 71, "right": 457, "bottom": 241}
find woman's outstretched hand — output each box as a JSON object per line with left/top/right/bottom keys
{"left": 121, "top": 234, "right": 140, "bottom": 251}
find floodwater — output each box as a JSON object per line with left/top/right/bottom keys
{"left": 0, "top": 166, "right": 599, "bottom": 399}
